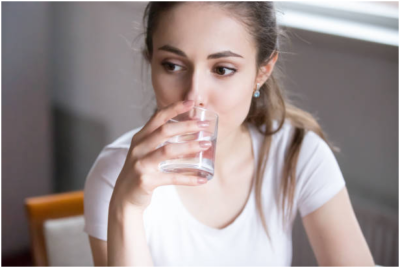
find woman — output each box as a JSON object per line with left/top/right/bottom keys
{"left": 83, "top": 2, "right": 375, "bottom": 266}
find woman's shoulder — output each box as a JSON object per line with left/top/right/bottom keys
{"left": 280, "top": 119, "right": 331, "bottom": 156}
{"left": 269, "top": 119, "right": 339, "bottom": 174}
{"left": 249, "top": 119, "right": 330, "bottom": 158}
{"left": 248, "top": 119, "right": 297, "bottom": 145}
{"left": 84, "top": 125, "right": 145, "bottom": 187}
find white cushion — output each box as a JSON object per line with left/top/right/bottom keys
{"left": 44, "top": 215, "right": 94, "bottom": 266}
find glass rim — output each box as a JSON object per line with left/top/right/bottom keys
{"left": 168, "top": 106, "right": 218, "bottom": 123}
{"left": 192, "top": 105, "right": 218, "bottom": 118}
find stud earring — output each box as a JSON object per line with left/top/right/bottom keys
{"left": 253, "top": 83, "right": 260, "bottom": 98}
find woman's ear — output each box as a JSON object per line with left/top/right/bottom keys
{"left": 256, "top": 51, "right": 279, "bottom": 85}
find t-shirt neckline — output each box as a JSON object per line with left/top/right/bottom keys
{"left": 171, "top": 122, "right": 258, "bottom": 236}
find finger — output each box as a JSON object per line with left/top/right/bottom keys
{"left": 132, "top": 119, "right": 210, "bottom": 159}
{"left": 157, "top": 173, "right": 208, "bottom": 187}
{"left": 140, "top": 140, "right": 212, "bottom": 172}
{"left": 133, "top": 100, "right": 195, "bottom": 144}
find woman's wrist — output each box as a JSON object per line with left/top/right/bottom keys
{"left": 109, "top": 197, "right": 145, "bottom": 222}
{"left": 107, "top": 196, "right": 152, "bottom": 266}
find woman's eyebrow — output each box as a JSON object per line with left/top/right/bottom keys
{"left": 158, "top": 45, "right": 244, "bottom": 59}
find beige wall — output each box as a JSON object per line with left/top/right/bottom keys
{"left": 2, "top": 2, "right": 53, "bottom": 255}
{"left": 50, "top": 2, "right": 152, "bottom": 192}
{"left": 279, "top": 29, "right": 398, "bottom": 211}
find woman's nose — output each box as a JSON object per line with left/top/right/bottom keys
{"left": 185, "top": 68, "right": 208, "bottom": 108}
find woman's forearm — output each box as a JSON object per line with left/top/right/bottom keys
{"left": 107, "top": 202, "right": 154, "bottom": 266}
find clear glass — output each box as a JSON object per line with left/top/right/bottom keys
{"left": 158, "top": 106, "right": 218, "bottom": 180}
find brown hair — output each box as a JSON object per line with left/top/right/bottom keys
{"left": 139, "top": 2, "right": 339, "bottom": 242}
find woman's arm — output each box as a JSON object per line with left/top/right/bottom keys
{"left": 107, "top": 201, "right": 154, "bottom": 266}
{"left": 302, "top": 187, "right": 375, "bottom": 266}
{"left": 88, "top": 236, "right": 108, "bottom": 266}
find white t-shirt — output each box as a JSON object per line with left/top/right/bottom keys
{"left": 83, "top": 120, "right": 346, "bottom": 266}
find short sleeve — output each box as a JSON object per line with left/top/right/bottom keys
{"left": 83, "top": 147, "right": 128, "bottom": 241}
{"left": 295, "top": 131, "right": 346, "bottom": 218}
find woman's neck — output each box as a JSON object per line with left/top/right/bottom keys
{"left": 213, "top": 123, "right": 252, "bottom": 184}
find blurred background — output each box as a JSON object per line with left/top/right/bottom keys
{"left": 2, "top": 1, "right": 398, "bottom": 266}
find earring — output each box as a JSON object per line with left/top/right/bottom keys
{"left": 253, "top": 83, "right": 260, "bottom": 98}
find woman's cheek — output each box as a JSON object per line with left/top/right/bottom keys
{"left": 152, "top": 73, "right": 184, "bottom": 106}
{"left": 212, "top": 90, "right": 251, "bottom": 127}
{"left": 212, "top": 81, "right": 251, "bottom": 109}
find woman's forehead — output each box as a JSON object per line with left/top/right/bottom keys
{"left": 152, "top": 3, "right": 256, "bottom": 59}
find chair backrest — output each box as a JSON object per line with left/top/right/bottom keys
{"left": 44, "top": 215, "right": 93, "bottom": 266}
{"left": 25, "top": 191, "right": 92, "bottom": 266}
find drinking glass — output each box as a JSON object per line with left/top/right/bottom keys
{"left": 158, "top": 106, "right": 218, "bottom": 180}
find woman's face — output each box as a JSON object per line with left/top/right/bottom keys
{"left": 150, "top": 3, "right": 271, "bottom": 137}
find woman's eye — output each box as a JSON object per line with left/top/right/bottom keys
{"left": 161, "top": 61, "right": 236, "bottom": 77}
{"left": 161, "top": 62, "right": 184, "bottom": 72}
{"left": 214, "top": 66, "right": 236, "bottom": 76}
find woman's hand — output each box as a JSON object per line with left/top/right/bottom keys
{"left": 110, "top": 100, "right": 211, "bottom": 213}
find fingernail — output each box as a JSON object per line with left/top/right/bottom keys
{"left": 183, "top": 100, "right": 194, "bottom": 107}
{"left": 197, "top": 120, "right": 210, "bottom": 128}
{"left": 199, "top": 141, "right": 212, "bottom": 148}
{"left": 198, "top": 178, "right": 207, "bottom": 184}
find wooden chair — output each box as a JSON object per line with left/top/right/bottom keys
{"left": 25, "top": 190, "right": 86, "bottom": 266}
